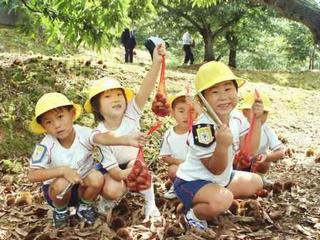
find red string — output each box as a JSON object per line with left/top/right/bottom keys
{"left": 186, "top": 84, "right": 194, "bottom": 132}
{"left": 136, "top": 121, "right": 161, "bottom": 163}
{"left": 235, "top": 90, "right": 261, "bottom": 169}
{"left": 158, "top": 56, "right": 166, "bottom": 94}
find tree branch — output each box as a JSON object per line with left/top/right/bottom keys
{"left": 158, "top": 1, "right": 204, "bottom": 32}
{"left": 20, "top": 0, "right": 42, "bottom": 14}
{"left": 213, "top": 11, "right": 245, "bottom": 38}
{"left": 256, "top": 0, "right": 320, "bottom": 44}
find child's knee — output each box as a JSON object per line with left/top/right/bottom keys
{"left": 51, "top": 177, "right": 69, "bottom": 194}
{"left": 102, "top": 182, "right": 126, "bottom": 200}
{"left": 86, "top": 170, "right": 104, "bottom": 189}
{"left": 206, "top": 189, "right": 233, "bottom": 216}
{"left": 168, "top": 165, "right": 178, "bottom": 180}
{"left": 251, "top": 173, "right": 263, "bottom": 191}
{"left": 213, "top": 190, "right": 233, "bottom": 213}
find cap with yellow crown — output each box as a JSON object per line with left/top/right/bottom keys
{"left": 30, "top": 92, "right": 82, "bottom": 134}
{"left": 84, "top": 77, "right": 134, "bottom": 113}
{"left": 195, "top": 61, "right": 246, "bottom": 94}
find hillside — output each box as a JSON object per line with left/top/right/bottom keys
{"left": 0, "top": 28, "right": 320, "bottom": 239}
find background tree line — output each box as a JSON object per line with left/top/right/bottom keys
{"left": 0, "top": 0, "right": 319, "bottom": 70}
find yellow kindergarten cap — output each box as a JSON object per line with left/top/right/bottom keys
{"left": 30, "top": 92, "right": 82, "bottom": 134}
{"left": 84, "top": 77, "right": 134, "bottom": 113}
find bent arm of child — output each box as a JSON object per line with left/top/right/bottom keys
{"left": 28, "top": 166, "right": 82, "bottom": 184}
{"left": 266, "top": 148, "right": 285, "bottom": 162}
{"left": 135, "top": 43, "right": 166, "bottom": 109}
{"left": 245, "top": 99, "right": 264, "bottom": 156}
{"left": 107, "top": 166, "right": 132, "bottom": 181}
{"left": 161, "top": 155, "right": 183, "bottom": 165}
{"left": 200, "top": 124, "right": 233, "bottom": 175}
{"left": 93, "top": 131, "right": 147, "bottom": 147}
{"left": 201, "top": 144, "right": 229, "bottom": 175}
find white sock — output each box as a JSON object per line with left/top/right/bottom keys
{"left": 140, "top": 182, "right": 156, "bottom": 207}
{"left": 187, "top": 208, "right": 200, "bottom": 221}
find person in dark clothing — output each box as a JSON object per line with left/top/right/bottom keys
{"left": 144, "top": 36, "right": 169, "bottom": 60}
{"left": 182, "top": 31, "right": 194, "bottom": 65}
{"left": 121, "top": 28, "right": 136, "bottom": 63}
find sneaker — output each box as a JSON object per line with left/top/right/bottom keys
{"left": 261, "top": 176, "right": 274, "bottom": 188}
{"left": 185, "top": 209, "right": 208, "bottom": 230}
{"left": 163, "top": 186, "right": 177, "bottom": 199}
{"left": 143, "top": 204, "right": 161, "bottom": 223}
{"left": 77, "top": 204, "right": 96, "bottom": 225}
{"left": 97, "top": 197, "right": 116, "bottom": 214}
{"left": 53, "top": 208, "right": 69, "bottom": 228}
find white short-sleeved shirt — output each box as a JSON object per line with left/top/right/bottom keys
{"left": 91, "top": 99, "right": 141, "bottom": 170}
{"left": 159, "top": 127, "right": 189, "bottom": 161}
{"left": 182, "top": 32, "right": 193, "bottom": 45}
{"left": 30, "top": 125, "right": 95, "bottom": 185}
{"left": 149, "top": 36, "right": 165, "bottom": 45}
{"left": 257, "top": 124, "right": 282, "bottom": 155}
{"left": 176, "top": 110, "right": 249, "bottom": 186}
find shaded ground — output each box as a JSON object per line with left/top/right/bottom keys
{"left": 0, "top": 51, "right": 320, "bottom": 240}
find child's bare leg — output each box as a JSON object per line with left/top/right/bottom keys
{"left": 168, "top": 164, "right": 178, "bottom": 181}
{"left": 49, "top": 177, "right": 71, "bottom": 206}
{"left": 193, "top": 183, "right": 233, "bottom": 220}
{"left": 76, "top": 170, "right": 103, "bottom": 225}
{"left": 101, "top": 174, "right": 127, "bottom": 200}
{"left": 81, "top": 170, "right": 104, "bottom": 201}
{"left": 227, "top": 171, "right": 262, "bottom": 198}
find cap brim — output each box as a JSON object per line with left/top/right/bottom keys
{"left": 85, "top": 88, "right": 134, "bottom": 113}
{"left": 29, "top": 104, "right": 82, "bottom": 134}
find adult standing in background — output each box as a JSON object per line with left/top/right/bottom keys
{"left": 121, "top": 28, "right": 136, "bottom": 63}
{"left": 144, "top": 36, "right": 169, "bottom": 60}
{"left": 182, "top": 31, "right": 194, "bottom": 65}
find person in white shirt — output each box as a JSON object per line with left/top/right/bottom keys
{"left": 159, "top": 91, "right": 197, "bottom": 199}
{"left": 144, "top": 36, "right": 169, "bottom": 60}
{"left": 182, "top": 31, "right": 194, "bottom": 65}
{"left": 84, "top": 43, "right": 166, "bottom": 222}
{"left": 174, "top": 61, "right": 263, "bottom": 230}
{"left": 237, "top": 91, "right": 285, "bottom": 186}
{"left": 28, "top": 93, "right": 145, "bottom": 228}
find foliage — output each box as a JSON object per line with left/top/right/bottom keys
{"left": 1, "top": 0, "right": 154, "bottom": 50}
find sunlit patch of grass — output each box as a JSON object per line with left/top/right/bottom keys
{"left": 237, "top": 69, "right": 320, "bottom": 90}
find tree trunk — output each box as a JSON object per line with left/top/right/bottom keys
{"left": 309, "top": 47, "right": 315, "bottom": 70}
{"left": 225, "top": 31, "right": 238, "bottom": 68}
{"left": 258, "top": 0, "right": 320, "bottom": 44}
{"left": 201, "top": 29, "right": 215, "bottom": 61}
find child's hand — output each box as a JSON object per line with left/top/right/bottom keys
{"left": 254, "top": 154, "right": 268, "bottom": 164}
{"left": 215, "top": 124, "right": 233, "bottom": 147}
{"left": 251, "top": 91, "right": 264, "bottom": 119}
{"left": 63, "top": 167, "right": 83, "bottom": 185}
{"left": 152, "top": 43, "right": 166, "bottom": 63}
{"left": 122, "top": 167, "right": 132, "bottom": 179}
{"left": 126, "top": 131, "right": 148, "bottom": 147}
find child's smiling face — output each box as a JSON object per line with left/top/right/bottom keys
{"left": 172, "top": 100, "right": 196, "bottom": 130}
{"left": 98, "top": 88, "right": 127, "bottom": 119}
{"left": 203, "top": 80, "right": 238, "bottom": 119}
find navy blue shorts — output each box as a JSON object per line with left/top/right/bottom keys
{"left": 174, "top": 171, "right": 236, "bottom": 212}
{"left": 42, "top": 184, "right": 80, "bottom": 207}
{"left": 96, "top": 162, "right": 128, "bottom": 175}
